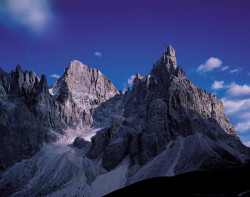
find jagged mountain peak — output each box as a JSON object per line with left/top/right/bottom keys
{"left": 88, "top": 45, "right": 248, "bottom": 174}
{"left": 54, "top": 60, "right": 118, "bottom": 95}
{"left": 38, "top": 74, "right": 49, "bottom": 94}
{"left": 15, "top": 64, "right": 24, "bottom": 74}
{"left": 153, "top": 45, "right": 177, "bottom": 75}
{"left": 49, "top": 60, "right": 120, "bottom": 128}
{"left": 65, "top": 60, "right": 89, "bottom": 74}
{"left": 64, "top": 60, "right": 103, "bottom": 78}
{"left": 166, "top": 45, "right": 175, "bottom": 57}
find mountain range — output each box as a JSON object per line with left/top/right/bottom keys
{"left": 0, "top": 46, "right": 249, "bottom": 197}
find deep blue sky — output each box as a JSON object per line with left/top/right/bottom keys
{"left": 0, "top": 0, "right": 250, "bottom": 144}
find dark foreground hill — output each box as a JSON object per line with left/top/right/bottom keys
{"left": 105, "top": 163, "right": 250, "bottom": 197}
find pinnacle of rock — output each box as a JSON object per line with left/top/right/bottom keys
{"left": 15, "top": 64, "right": 24, "bottom": 74}
{"left": 166, "top": 45, "right": 175, "bottom": 57}
{"left": 38, "top": 74, "right": 49, "bottom": 94}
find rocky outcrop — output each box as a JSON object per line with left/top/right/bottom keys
{"left": 50, "top": 60, "right": 120, "bottom": 128}
{"left": 73, "top": 137, "right": 90, "bottom": 149}
{"left": 0, "top": 66, "right": 60, "bottom": 172}
{"left": 87, "top": 45, "right": 250, "bottom": 173}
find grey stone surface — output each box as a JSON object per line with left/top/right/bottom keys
{"left": 50, "top": 60, "right": 120, "bottom": 129}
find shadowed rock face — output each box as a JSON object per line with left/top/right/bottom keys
{"left": 73, "top": 137, "right": 90, "bottom": 149}
{"left": 0, "top": 66, "right": 60, "bottom": 172}
{"left": 87, "top": 45, "right": 250, "bottom": 174}
{"left": 49, "top": 60, "right": 120, "bottom": 128}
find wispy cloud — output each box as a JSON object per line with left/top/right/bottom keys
{"left": 222, "top": 97, "right": 250, "bottom": 137}
{"left": 226, "top": 83, "right": 250, "bottom": 97}
{"left": 221, "top": 66, "right": 230, "bottom": 71}
{"left": 0, "top": 0, "right": 54, "bottom": 35}
{"left": 128, "top": 75, "right": 136, "bottom": 86}
{"left": 230, "top": 69, "right": 239, "bottom": 74}
{"left": 50, "top": 74, "right": 60, "bottom": 79}
{"left": 122, "top": 75, "right": 136, "bottom": 94}
{"left": 211, "top": 80, "right": 250, "bottom": 97}
{"left": 211, "top": 80, "right": 224, "bottom": 90}
{"left": 197, "top": 57, "right": 222, "bottom": 73}
{"left": 94, "top": 51, "right": 102, "bottom": 58}
{"left": 221, "top": 98, "right": 250, "bottom": 115}
{"left": 236, "top": 121, "right": 250, "bottom": 133}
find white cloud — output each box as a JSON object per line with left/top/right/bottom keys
{"left": 226, "top": 83, "right": 250, "bottom": 97}
{"left": 211, "top": 80, "right": 224, "bottom": 90}
{"left": 243, "top": 141, "right": 250, "bottom": 147}
{"left": 221, "top": 98, "right": 250, "bottom": 115}
{"left": 128, "top": 75, "right": 136, "bottom": 86}
{"left": 122, "top": 75, "right": 135, "bottom": 94}
{"left": 222, "top": 98, "right": 250, "bottom": 135}
{"left": 211, "top": 80, "right": 250, "bottom": 97}
{"left": 236, "top": 121, "right": 250, "bottom": 133}
{"left": 94, "top": 52, "right": 102, "bottom": 57}
{"left": 197, "top": 57, "right": 222, "bottom": 73}
{"left": 230, "top": 69, "right": 239, "bottom": 74}
{"left": 0, "top": 0, "right": 54, "bottom": 35}
{"left": 221, "top": 66, "right": 229, "bottom": 71}
{"left": 50, "top": 74, "right": 60, "bottom": 79}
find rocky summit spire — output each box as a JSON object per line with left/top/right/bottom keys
{"left": 38, "top": 74, "right": 49, "bottom": 94}
{"left": 166, "top": 45, "right": 175, "bottom": 57}
{"left": 152, "top": 45, "right": 177, "bottom": 81}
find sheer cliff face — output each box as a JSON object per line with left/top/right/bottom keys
{"left": 88, "top": 45, "right": 250, "bottom": 174}
{"left": 50, "top": 60, "right": 120, "bottom": 128}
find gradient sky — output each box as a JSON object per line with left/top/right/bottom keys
{"left": 0, "top": 0, "right": 250, "bottom": 144}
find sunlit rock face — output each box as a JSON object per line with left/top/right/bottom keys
{"left": 50, "top": 60, "right": 121, "bottom": 128}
